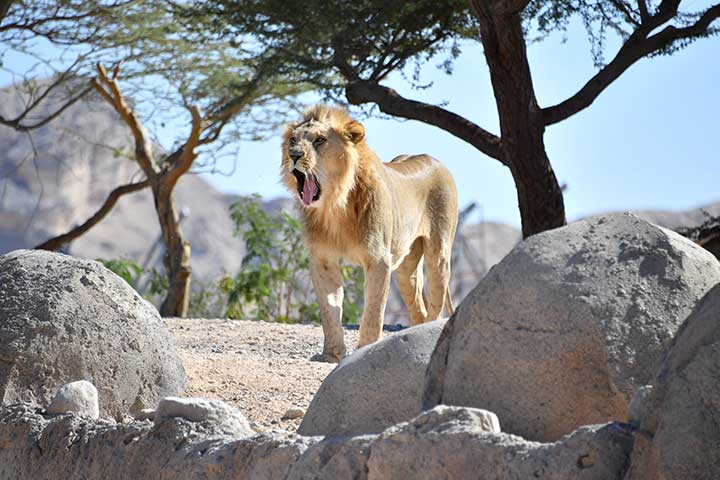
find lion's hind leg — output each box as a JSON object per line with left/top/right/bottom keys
{"left": 396, "top": 237, "right": 428, "bottom": 326}
{"left": 424, "top": 237, "right": 452, "bottom": 323}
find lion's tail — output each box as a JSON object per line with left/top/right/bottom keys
{"left": 444, "top": 288, "right": 455, "bottom": 317}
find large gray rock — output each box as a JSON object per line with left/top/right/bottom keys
{"left": 367, "top": 408, "right": 632, "bottom": 480}
{"left": 0, "top": 401, "right": 633, "bottom": 480}
{"left": 424, "top": 213, "right": 720, "bottom": 441}
{"left": 298, "top": 320, "right": 446, "bottom": 437}
{"left": 0, "top": 249, "right": 186, "bottom": 419}
{"left": 626, "top": 283, "right": 720, "bottom": 480}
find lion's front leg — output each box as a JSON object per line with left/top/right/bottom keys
{"left": 310, "top": 256, "right": 346, "bottom": 363}
{"left": 357, "top": 259, "right": 392, "bottom": 348}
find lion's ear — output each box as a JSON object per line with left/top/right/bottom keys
{"left": 282, "top": 121, "right": 299, "bottom": 140}
{"left": 344, "top": 120, "right": 365, "bottom": 144}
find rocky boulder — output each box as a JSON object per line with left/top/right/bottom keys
{"left": 298, "top": 320, "right": 445, "bottom": 437}
{"left": 367, "top": 409, "right": 631, "bottom": 480}
{"left": 424, "top": 213, "right": 720, "bottom": 441}
{"left": 626, "top": 283, "right": 720, "bottom": 480}
{"left": 0, "top": 249, "right": 186, "bottom": 419}
{"left": 0, "top": 401, "right": 633, "bottom": 479}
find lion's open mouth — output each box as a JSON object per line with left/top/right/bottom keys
{"left": 292, "top": 168, "right": 321, "bottom": 206}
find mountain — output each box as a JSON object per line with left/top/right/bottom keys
{"left": 0, "top": 82, "right": 246, "bottom": 279}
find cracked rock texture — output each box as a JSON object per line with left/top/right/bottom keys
{"left": 424, "top": 213, "right": 720, "bottom": 441}
{"left": 299, "top": 320, "right": 446, "bottom": 437}
{"left": 0, "top": 249, "right": 187, "bottom": 419}
{"left": 0, "top": 402, "right": 634, "bottom": 480}
{"left": 626, "top": 284, "right": 720, "bottom": 480}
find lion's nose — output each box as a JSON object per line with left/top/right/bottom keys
{"left": 289, "top": 151, "right": 303, "bottom": 163}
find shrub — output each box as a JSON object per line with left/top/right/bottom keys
{"left": 224, "top": 195, "right": 363, "bottom": 323}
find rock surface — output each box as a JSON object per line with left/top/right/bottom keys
{"left": 0, "top": 249, "right": 187, "bottom": 419}
{"left": 298, "top": 320, "right": 446, "bottom": 437}
{"left": 424, "top": 213, "right": 720, "bottom": 441}
{"left": 46, "top": 380, "right": 99, "bottom": 419}
{"left": 626, "top": 283, "right": 720, "bottom": 480}
{"left": 155, "top": 397, "right": 253, "bottom": 436}
{"left": 0, "top": 402, "right": 634, "bottom": 480}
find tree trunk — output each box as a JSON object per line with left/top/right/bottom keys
{"left": 472, "top": 1, "right": 567, "bottom": 238}
{"left": 155, "top": 184, "right": 191, "bottom": 317}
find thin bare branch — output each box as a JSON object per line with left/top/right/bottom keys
{"left": 163, "top": 105, "right": 204, "bottom": 190}
{"left": 543, "top": 2, "right": 720, "bottom": 125}
{"left": 343, "top": 76, "right": 504, "bottom": 163}
{"left": 608, "top": 0, "right": 641, "bottom": 27}
{"left": 93, "top": 63, "right": 156, "bottom": 178}
{"left": 34, "top": 179, "right": 150, "bottom": 251}
{"left": 0, "top": 84, "right": 92, "bottom": 131}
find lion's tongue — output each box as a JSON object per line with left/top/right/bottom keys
{"left": 302, "top": 173, "right": 317, "bottom": 206}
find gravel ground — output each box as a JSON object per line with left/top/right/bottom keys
{"left": 166, "top": 318, "right": 365, "bottom": 432}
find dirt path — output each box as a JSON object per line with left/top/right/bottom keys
{"left": 166, "top": 318, "right": 362, "bottom": 432}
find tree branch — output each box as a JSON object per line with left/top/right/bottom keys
{"left": 163, "top": 105, "right": 204, "bottom": 191}
{"left": 0, "top": 0, "right": 14, "bottom": 25}
{"left": 343, "top": 78, "right": 504, "bottom": 163}
{"left": 637, "top": 0, "right": 650, "bottom": 23}
{"left": 543, "top": 3, "right": 720, "bottom": 126}
{"left": 0, "top": 84, "right": 92, "bottom": 132}
{"left": 93, "top": 63, "right": 157, "bottom": 178}
{"left": 34, "top": 179, "right": 150, "bottom": 251}
{"left": 0, "top": 56, "right": 93, "bottom": 132}
{"left": 608, "top": 0, "right": 641, "bottom": 27}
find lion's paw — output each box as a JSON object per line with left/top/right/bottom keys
{"left": 310, "top": 352, "right": 344, "bottom": 364}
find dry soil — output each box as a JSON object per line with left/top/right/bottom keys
{"left": 166, "top": 318, "right": 364, "bottom": 432}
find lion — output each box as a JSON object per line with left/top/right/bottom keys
{"left": 281, "top": 105, "right": 458, "bottom": 362}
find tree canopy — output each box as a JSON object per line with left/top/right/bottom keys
{"left": 2, "top": 0, "right": 311, "bottom": 317}
{"left": 183, "top": 0, "right": 719, "bottom": 236}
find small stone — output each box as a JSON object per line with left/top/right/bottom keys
{"left": 46, "top": 380, "right": 100, "bottom": 419}
{"left": 282, "top": 407, "right": 305, "bottom": 420}
{"left": 155, "top": 397, "right": 253, "bottom": 436}
{"left": 132, "top": 408, "right": 156, "bottom": 421}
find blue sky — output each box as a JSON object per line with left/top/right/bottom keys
{"left": 205, "top": 24, "right": 720, "bottom": 227}
{"left": 2, "top": 19, "right": 718, "bottom": 228}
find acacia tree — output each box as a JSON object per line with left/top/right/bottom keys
{"left": 189, "top": 0, "right": 720, "bottom": 238}
{"left": 5, "top": 1, "right": 302, "bottom": 316}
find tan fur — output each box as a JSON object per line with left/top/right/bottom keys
{"left": 281, "top": 105, "right": 458, "bottom": 362}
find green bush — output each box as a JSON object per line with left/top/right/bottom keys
{"left": 98, "top": 257, "right": 225, "bottom": 318}
{"left": 97, "top": 195, "right": 365, "bottom": 323}
{"left": 97, "top": 258, "right": 143, "bottom": 286}
{"left": 224, "top": 195, "right": 364, "bottom": 323}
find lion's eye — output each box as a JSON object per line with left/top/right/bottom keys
{"left": 313, "top": 137, "right": 326, "bottom": 147}
{"left": 289, "top": 137, "right": 297, "bottom": 146}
